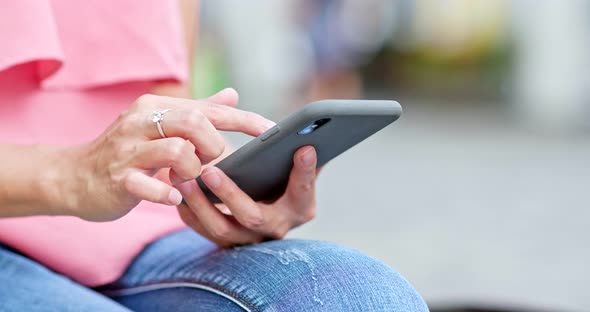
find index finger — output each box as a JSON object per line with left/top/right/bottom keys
{"left": 201, "top": 101, "right": 276, "bottom": 137}
{"left": 139, "top": 95, "right": 275, "bottom": 137}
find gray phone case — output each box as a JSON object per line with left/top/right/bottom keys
{"left": 197, "top": 99, "right": 401, "bottom": 203}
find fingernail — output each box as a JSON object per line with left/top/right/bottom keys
{"left": 221, "top": 87, "right": 236, "bottom": 94}
{"left": 202, "top": 168, "right": 222, "bottom": 189}
{"left": 300, "top": 147, "right": 315, "bottom": 167}
{"left": 168, "top": 188, "right": 183, "bottom": 205}
{"left": 262, "top": 119, "right": 276, "bottom": 130}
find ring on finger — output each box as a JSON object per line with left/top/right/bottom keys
{"left": 150, "top": 109, "right": 172, "bottom": 138}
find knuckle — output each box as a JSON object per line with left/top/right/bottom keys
{"left": 219, "top": 187, "right": 237, "bottom": 201}
{"left": 182, "top": 143, "right": 200, "bottom": 175}
{"left": 210, "top": 139, "right": 225, "bottom": 159}
{"left": 135, "top": 94, "right": 157, "bottom": 108}
{"left": 166, "top": 138, "right": 188, "bottom": 163}
{"left": 115, "top": 142, "right": 138, "bottom": 160}
{"left": 299, "top": 181, "right": 314, "bottom": 192}
{"left": 211, "top": 223, "right": 231, "bottom": 240}
{"left": 118, "top": 113, "right": 142, "bottom": 135}
{"left": 121, "top": 171, "right": 136, "bottom": 192}
{"left": 243, "top": 212, "right": 265, "bottom": 230}
{"left": 205, "top": 102, "right": 223, "bottom": 125}
{"left": 182, "top": 138, "right": 196, "bottom": 151}
{"left": 189, "top": 160, "right": 202, "bottom": 178}
{"left": 287, "top": 180, "right": 315, "bottom": 199}
{"left": 115, "top": 109, "right": 132, "bottom": 124}
{"left": 184, "top": 110, "right": 206, "bottom": 128}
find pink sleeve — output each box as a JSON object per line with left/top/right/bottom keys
{"left": 0, "top": 0, "right": 188, "bottom": 89}
{"left": 0, "top": 0, "right": 63, "bottom": 78}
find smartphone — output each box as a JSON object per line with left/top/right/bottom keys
{"left": 197, "top": 99, "right": 402, "bottom": 203}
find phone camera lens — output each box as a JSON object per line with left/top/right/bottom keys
{"left": 297, "top": 118, "right": 331, "bottom": 135}
{"left": 298, "top": 125, "right": 315, "bottom": 135}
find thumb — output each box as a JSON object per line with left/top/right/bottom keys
{"left": 284, "top": 146, "right": 317, "bottom": 211}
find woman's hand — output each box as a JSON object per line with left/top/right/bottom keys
{"left": 66, "top": 88, "right": 274, "bottom": 221}
{"left": 177, "top": 146, "right": 319, "bottom": 247}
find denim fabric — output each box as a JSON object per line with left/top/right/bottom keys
{"left": 0, "top": 229, "right": 428, "bottom": 311}
{"left": 0, "top": 245, "right": 130, "bottom": 312}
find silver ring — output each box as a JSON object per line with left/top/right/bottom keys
{"left": 150, "top": 109, "right": 172, "bottom": 138}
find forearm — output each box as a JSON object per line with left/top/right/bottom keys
{"left": 0, "top": 144, "right": 78, "bottom": 218}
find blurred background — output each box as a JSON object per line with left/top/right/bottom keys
{"left": 192, "top": 1, "right": 590, "bottom": 311}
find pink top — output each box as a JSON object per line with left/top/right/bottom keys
{"left": 0, "top": 0, "right": 189, "bottom": 286}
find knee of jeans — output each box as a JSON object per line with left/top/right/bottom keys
{"left": 229, "top": 239, "right": 428, "bottom": 311}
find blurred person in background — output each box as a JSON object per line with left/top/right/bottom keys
{"left": 301, "top": 0, "right": 396, "bottom": 101}
{"left": 196, "top": 0, "right": 395, "bottom": 118}
{"left": 0, "top": 1, "right": 427, "bottom": 311}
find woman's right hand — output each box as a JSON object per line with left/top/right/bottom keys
{"left": 63, "top": 88, "right": 274, "bottom": 221}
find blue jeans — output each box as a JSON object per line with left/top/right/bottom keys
{"left": 0, "top": 229, "right": 428, "bottom": 311}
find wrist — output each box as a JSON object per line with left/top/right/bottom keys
{"left": 37, "top": 145, "right": 86, "bottom": 217}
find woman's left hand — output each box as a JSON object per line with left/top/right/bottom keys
{"left": 177, "top": 146, "right": 318, "bottom": 247}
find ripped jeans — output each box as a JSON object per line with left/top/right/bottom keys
{"left": 0, "top": 229, "right": 428, "bottom": 311}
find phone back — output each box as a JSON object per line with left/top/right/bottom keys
{"left": 197, "top": 100, "right": 401, "bottom": 203}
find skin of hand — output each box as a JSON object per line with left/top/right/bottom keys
{"left": 63, "top": 88, "right": 275, "bottom": 221}
{"left": 177, "top": 145, "right": 320, "bottom": 248}
{"left": 0, "top": 85, "right": 319, "bottom": 247}
{"left": 150, "top": 86, "right": 321, "bottom": 247}
{"left": 150, "top": 84, "right": 321, "bottom": 247}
